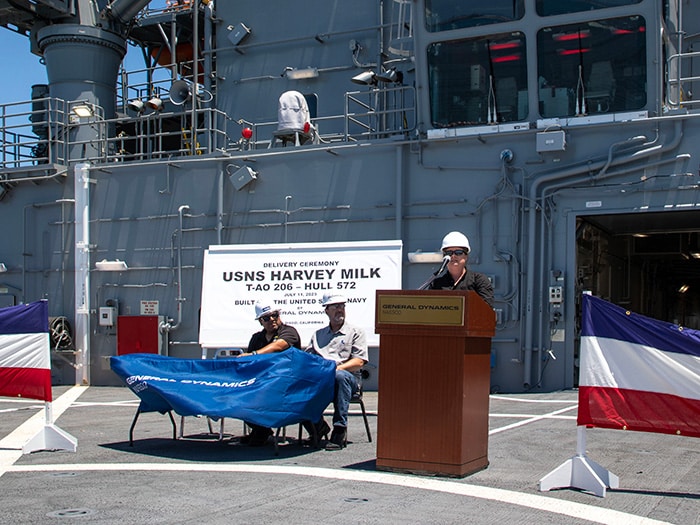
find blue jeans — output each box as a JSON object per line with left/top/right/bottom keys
{"left": 332, "top": 369, "right": 359, "bottom": 428}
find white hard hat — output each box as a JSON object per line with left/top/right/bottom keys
{"left": 254, "top": 301, "right": 280, "bottom": 319}
{"left": 321, "top": 293, "right": 347, "bottom": 307}
{"left": 440, "top": 231, "right": 471, "bottom": 252}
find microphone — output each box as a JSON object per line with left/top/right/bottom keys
{"left": 434, "top": 255, "right": 451, "bottom": 276}
{"left": 417, "top": 255, "right": 451, "bottom": 290}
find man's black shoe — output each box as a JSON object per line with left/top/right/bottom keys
{"left": 243, "top": 427, "right": 272, "bottom": 446}
{"left": 315, "top": 419, "right": 331, "bottom": 439}
{"left": 302, "top": 418, "right": 330, "bottom": 446}
{"left": 325, "top": 426, "right": 346, "bottom": 450}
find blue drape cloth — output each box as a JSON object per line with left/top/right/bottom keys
{"left": 110, "top": 348, "right": 335, "bottom": 428}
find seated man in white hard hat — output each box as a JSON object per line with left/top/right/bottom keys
{"left": 304, "top": 293, "right": 368, "bottom": 450}
{"left": 429, "top": 231, "right": 494, "bottom": 307}
{"left": 237, "top": 300, "right": 301, "bottom": 446}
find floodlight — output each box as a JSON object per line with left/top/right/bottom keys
{"left": 72, "top": 104, "right": 94, "bottom": 117}
{"left": 351, "top": 71, "right": 377, "bottom": 86}
{"left": 95, "top": 259, "right": 128, "bottom": 271}
{"left": 284, "top": 67, "right": 319, "bottom": 80}
{"left": 128, "top": 99, "right": 145, "bottom": 113}
{"left": 147, "top": 96, "right": 163, "bottom": 111}
{"left": 376, "top": 68, "right": 399, "bottom": 83}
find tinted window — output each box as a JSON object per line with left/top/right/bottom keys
{"left": 537, "top": 16, "right": 646, "bottom": 118}
{"left": 428, "top": 33, "right": 528, "bottom": 127}
{"left": 537, "top": 0, "right": 642, "bottom": 17}
{"left": 425, "top": 0, "right": 525, "bottom": 32}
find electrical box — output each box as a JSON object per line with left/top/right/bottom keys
{"left": 470, "top": 65, "right": 486, "bottom": 91}
{"left": 229, "top": 165, "right": 257, "bottom": 191}
{"left": 99, "top": 306, "right": 117, "bottom": 327}
{"left": 536, "top": 130, "right": 566, "bottom": 152}
{"left": 117, "top": 315, "right": 164, "bottom": 355}
{"left": 227, "top": 22, "right": 250, "bottom": 46}
{"left": 548, "top": 286, "right": 563, "bottom": 304}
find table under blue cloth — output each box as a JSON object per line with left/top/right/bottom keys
{"left": 110, "top": 348, "right": 335, "bottom": 428}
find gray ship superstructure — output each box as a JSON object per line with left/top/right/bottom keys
{"left": 0, "top": 0, "right": 699, "bottom": 392}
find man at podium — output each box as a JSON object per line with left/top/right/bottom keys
{"left": 429, "top": 231, "right": 494, "bottom": 307}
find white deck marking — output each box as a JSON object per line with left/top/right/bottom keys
{"left": 1, "top": 388, "right": 672, "bottom": 525}
{"left": 489, "top": 405, "right": 578, "bottom": 435}
{"left": 0, "top": 386, "right": 87, "bottom": 473}
{"left": 491, "top": 395, "right": 578, "bottom": 403}
{"left": 8, "top": 462, "right": 672, "bottom": 525}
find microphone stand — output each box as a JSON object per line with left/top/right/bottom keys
{"left": 418, "top": 256, "right": 450, "bottom": 290}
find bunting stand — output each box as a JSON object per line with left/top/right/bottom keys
{"left": 538, "top": 426, "right": 619, "bottom": 497}
{"left": 0, "top": 300, "right": 78, "bottom": 454}
{"left": 22, "top": 402, "right": 78, "bottom": 454}
{"left": 540, "top": 294, "right": 700, "bottom": 497}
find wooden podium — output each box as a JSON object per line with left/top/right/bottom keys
{"left": 374, "top": 290, "right": 495, "bottom": 477}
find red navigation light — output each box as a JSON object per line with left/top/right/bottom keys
{"left": 303, "top": 122, "right": 311, "bottom": 133}
{"left": 241, "top": 127, "right": 253, "bottom": 140}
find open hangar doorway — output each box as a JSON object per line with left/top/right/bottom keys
{"left": 573, "top": 209, "right": 700, "bottom": 382}
{"left": 577, "top": 210, "right": 700, "bottom": 327}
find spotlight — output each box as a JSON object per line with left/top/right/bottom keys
{"left": 376, "top": 67, "right": 401, "bottom": 83}
{"left": 72, "top": 104, "right": 94, "bottom": 117}
{"left": 351, "top": 70, "right": 377, "bottom": 86}
{"left": 128, "top": 99, "right": 145, "bottom": 114}
{"left": 147, "top": 96, "right": 163, "bottom": 111}
{"left": 95, "top": 259, "right": 128, "bottom": 271}
{"left": 283, "top": 67, "right": 319, "bottom": 80}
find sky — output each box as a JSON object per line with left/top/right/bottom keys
{"left": 0, "top": 2, "right": 169, "bottom": 106}
{"left": 0, "top": 29, "right": 47, "bottom": 106}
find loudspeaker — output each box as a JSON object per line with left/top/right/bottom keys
{"left": 169, "top": 80, "right": 191, "bottom": 105}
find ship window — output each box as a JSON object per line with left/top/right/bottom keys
{"left": 425, "top": 0, "right": 524, "bottom": 32}
{"left": 427, "top": 32, "right": 528, "bottom": 128}
{"left": 537, "top": 16, "right": 646, "bottom": 118}
{"left": 537, "top": 0, "right": 641, "bottom": 17}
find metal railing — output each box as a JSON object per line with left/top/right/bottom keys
{"left": 0, "top": 96, "right": 233, "bottom": 171}
{"left": 0, "top": 98, "right": 71, "bottom": 170}
{"left": 666, "top": 50, "right": 700, "bottom": 109}
{"left": 223, "top": 85, "right": 417, "bottom": 150}
{"left": 0, "top": 84, "right": 417, "bottom": 173}
{"left": 344, "top": 85, "right": 416, "bottom": 141}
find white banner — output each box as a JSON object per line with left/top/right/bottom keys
{"left": 199, "top": 240, "right": 403, "bottom": 348}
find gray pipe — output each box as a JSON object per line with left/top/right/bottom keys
{"left": 160, "top": 204, "right": 190, "bottom": 336}
{"left": 101, "top": 0, "right": 152, "bottom": 24}
{"left": 190, "top": 0, "right": 199, "bottom": 155}
{"left": 522, "top": 121, "right": 683, "bottom": 388}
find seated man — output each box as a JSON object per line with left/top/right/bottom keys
{"left": 305, "top": 293, "right": 368, "bottom": 450}
{"left": 238, "top": 301, "right": 300, "bottom": 446}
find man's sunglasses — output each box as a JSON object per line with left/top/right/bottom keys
{"left": 260, "top": 313, "right": 279, "bottom": 322}
{"left": 443, "top": 249, "right": 467, "bottom": 257}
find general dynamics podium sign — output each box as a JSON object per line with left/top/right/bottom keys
{"left": 376, "top": 293, "right": 465, "bottom": 326}
{"left": 199, "top": 240, "right": 402, "bottom": 349}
